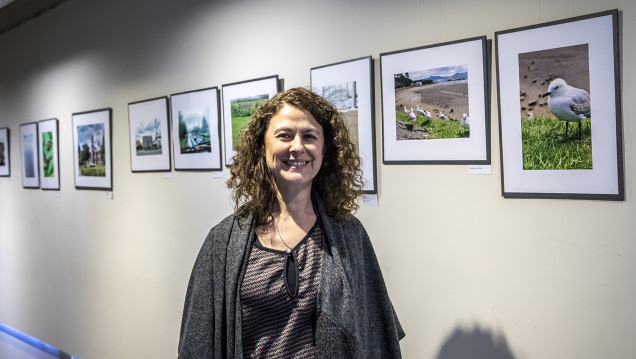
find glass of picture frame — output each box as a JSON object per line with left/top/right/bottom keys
{"left": 0, "top": 128, "right": 10, "bottom": 177}
{"left": 128, "top": 97, "right": 171, "bottom": 172}
{"left": 311, "top": 56, "right": 378, "bottom": 193}
{"left": 72, "top": 108, "right": 113, "bottom": 190}
{"left": 38, "top": 118, "right": 60, "bottom": 190}
{"left": 222, "top": 75, "right": 280, "bottom": 166}
{"left": 495, "top": 9, "right": 623, "bottom": 200}
{"left": 380, "top": 36, "right": 491, "bottom": 164}
{"left": 170, "top": 87, "right": 222, "bottom": 171}
{"left": 20, "top": 122, "right": 39, "bottom": 188}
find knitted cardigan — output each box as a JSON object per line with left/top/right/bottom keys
{"left": 178, "top": 196, "right": 405, "bottom": 358}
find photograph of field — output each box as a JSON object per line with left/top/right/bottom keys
{"left": 230, "top": 94, "right": 268, "bottom": 149}
{"left": 518, "top": 44, "right": 592, "bottom": 170}
{"left": 42, "top": 131, "right": 54, "bottom": 177}
{"left": 134, "top": 117, "right": 163, "bottom": 157}
{"left": 394, "top": 65, "right": 470, "bottom": 141}
{"left": 77, "top": 124, "right": 106, "bottom": 177}
{"left": 321, "top": 82, "right": 359, "bottom": 154}
{"left": 177, "top": 106, "right": 211, "bottom": 154}
{"left": 22, "top": 133, "right": 36, "bottom": 178}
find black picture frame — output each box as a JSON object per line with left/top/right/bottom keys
{"left": 0, "top": 127, "right": 10, "bottom": 177}
{"left": 170, "top": 87, "right": 223, "bottom": 171}
{"left": 20, "top": 122, "right": 39, "bottom": 188}
{"left": 222, "top": 75, "right": 280, "bottom": 166}
{"left": 311, "top": 56, "right": 378, "bottom": 193}
{"left": 72, "top": 108, "right": 113, "bottom": 190}
{"left": 128, "top": 96, "right": 171, "bottom": 172}
{"left": 380, "top": 36, "right": 491, "bottom": 164}
{"left": 38, "top": 118, "right": 60, "bottom": 190}
{"left": 495, "top": 9, "right": 623, "bottom": 200}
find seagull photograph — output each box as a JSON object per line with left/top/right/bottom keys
{"left": 517, "top": 43, "right": 592, "bottom": 170}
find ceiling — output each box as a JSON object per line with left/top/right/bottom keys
{"left": 0, "top": 0, "right": 68, "bottom": 35}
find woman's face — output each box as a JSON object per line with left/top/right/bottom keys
{"left": 264, "top": 104, "right": 324, "bottom": 193}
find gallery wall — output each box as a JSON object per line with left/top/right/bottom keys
{"left": 0, "top": 0, "right": 634, "bottom": 358}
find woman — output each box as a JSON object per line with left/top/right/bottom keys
{"left": 178, "top": 87, "right": 404, "bottom": 358}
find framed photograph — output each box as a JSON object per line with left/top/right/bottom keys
{"left": 72, "top": 108, "right": 112, "bottom": 190}
{"left": 495, "top": 10, "right": 623, "bottom": 200}
{"left": 20, "top": 122, "right": 39, "bottom": 188}
{"left": 170, "top": 87, "right": 222, "bottom": 171}
{"left": 128, "top": 97, "right": 171, "bottom": 172}
{"left": 222, "top": 75, "right": 280, "bottom": 166}
{"left": 311, "top": 56, "right": 378, "bottom": 193}
{"left": 380, "top": 36, "right": 490, "bottom": 164}
{"left": 0, "top": 128, "right": 9, "bottom": 177}
{"left": 38, "top": 118, "right": 60, "bottom": 190}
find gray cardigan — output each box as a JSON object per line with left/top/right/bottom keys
{"left": 178, "top": 197, "right": 405, "bottom": 358}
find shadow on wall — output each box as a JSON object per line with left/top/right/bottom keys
{"left": 435, "top": 325, "right": 515, "bottom": 359}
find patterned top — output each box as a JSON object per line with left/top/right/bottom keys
{"left": 240, "top": 222, "right": 323, "bottom": 359}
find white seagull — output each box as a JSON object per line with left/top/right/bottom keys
{"left": 425, "top": 110, "right": 431, "bottom": 118}
{"left": 460, "top": 113, "right": 470, "bottom": 129}
{"left": 409, "top": 108, "right": 416, "bottom": 122}
{"left": 541, "top": 78, "right": 591, "bottom": 139}
{"left": 527, "top": 112, "right": 534, "bottom": 121}
{"left": 439, "top": 112, "right": 447, "bottom": 120}
{"left": 403, "top": 105, "right": 409, "bottom": 113}
{"left": 417, "top": 105, "right": 426, "bottom": 116}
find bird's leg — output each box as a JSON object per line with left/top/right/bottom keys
{"left": 578, "top": 121, "right": 582, "bottom": 140}
{"left": 565, "top": 121, "right": 569, "bottom": 137}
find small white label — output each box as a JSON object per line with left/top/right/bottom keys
{"left": 106, "top": 191, "right": 113, "bottom": 199}
{"left": 163, "top": 172, "right": 172, "bottom": 179}
{"left": 362, "top": 194, "right": 379, "bottom": 207}
{"left": 468, "top": 165, "right": 492, "bottom": 175}
{"left": 55, "top": 191, "right": 61, "bottom": 198}
{"left": 212, "top": 171, "right": 224, "bottom": 178}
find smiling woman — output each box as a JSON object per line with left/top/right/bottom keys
{"left": 178, "top": 87, "right": 405, "bottom": 359}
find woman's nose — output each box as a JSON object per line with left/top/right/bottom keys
{"left": 289, "top": 135, "right": 304, "bottom": 152}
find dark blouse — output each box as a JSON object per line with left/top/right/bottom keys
{"left": 240, "top": 222, "right": 323, "bottom": 359}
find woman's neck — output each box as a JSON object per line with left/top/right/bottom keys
{"left": 274, "top": 184, "right": 314, "bottom": 219}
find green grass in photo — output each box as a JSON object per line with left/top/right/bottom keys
{"left": 521, "top": 116, "right": 592, "bottom": 170}
{"left": 231, "top": 97, "right": 267, "bottom": 149}
{"left": 396, "top": 111, "right": 469, "bottom": 139}
{"left": 80, "top": 165, "right": 106, "bottom": 177}
{"left": 231, "top": 116, "right": 251, "bottom": 149}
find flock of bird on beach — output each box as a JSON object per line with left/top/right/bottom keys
{"left": 401, "top": 104, "right": 470, "bottom": 131}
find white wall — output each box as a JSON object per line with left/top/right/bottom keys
{"left": 0, "top": 0, "right": 634, "bottom": 358}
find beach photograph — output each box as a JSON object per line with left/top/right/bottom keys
{"left": 394, "top": 65, "right": 470, "bottom": 141}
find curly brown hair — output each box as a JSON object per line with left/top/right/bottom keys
{"left": 227, "top": 87, "right": 363, "bottom": 223}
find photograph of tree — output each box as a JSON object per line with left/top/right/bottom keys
{"left": 77, "top": 123, "right": 106, "bottom": 177}
{"left": 230, "top": 95, "right": 268, "bottom": 149}
{"left": 178, "top": 106, "right": 211, "bottom": 154}
{"left": 394, "top": 65, "right": 469, "bottom": 141}
{"left": 518, "top": 44, "right": 592, "bottom": 170}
